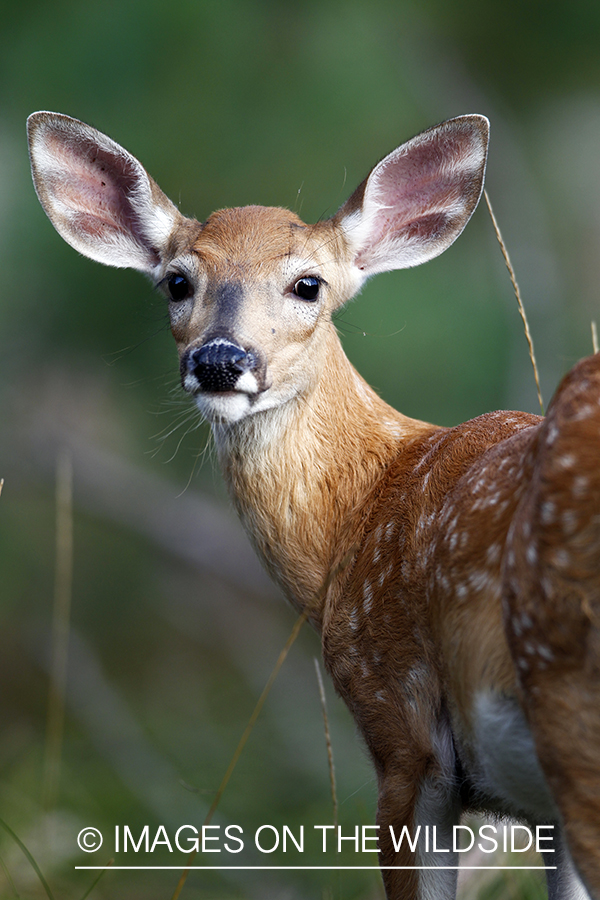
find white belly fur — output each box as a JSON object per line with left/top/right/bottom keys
{"left": 471, "top": 690, "right": 558, "bottom": 822}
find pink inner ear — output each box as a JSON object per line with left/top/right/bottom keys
{"left": 359, "top": 126, "right": 483, "bottom": 269}
{"left": 373, "top": 128, "right": 477, "bottom": 224}
{"left": 44, "top": 130, "right": 152, "bottom": 248}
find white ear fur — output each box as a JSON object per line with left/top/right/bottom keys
{"left": 27, "top": 112, "right": 184, "bottom": 276}
{"left": 336, "top": 115, "right": 490, "bottom": 279}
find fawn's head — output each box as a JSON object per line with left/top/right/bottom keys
{"left": 28, "top": 112, "right": 489, "bottom": 425}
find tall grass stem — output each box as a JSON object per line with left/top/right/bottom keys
{"left": 484, "top": 191, "right": 544, "bottom": 415}
{"left": 314, "top": 659, "right": 338, "bottom": 830}
{"left": 170, "top": 546, "right": 357, "bottom": 899}
{"left": 42, "top": 451, "right": 74, "bottom": 811}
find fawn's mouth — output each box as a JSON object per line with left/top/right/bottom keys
{"left": 189, "top": 380, "right": 270, "bottom": 425}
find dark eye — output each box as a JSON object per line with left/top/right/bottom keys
{"left": 166, "top": 273, "right": 191, "bottom": 302}
{"left": 293, "top": 276, "right": 320, "bottom": 301}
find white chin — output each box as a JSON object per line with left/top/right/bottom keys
{"left": 194, "top": 392, "right": 253, "bottom": 424}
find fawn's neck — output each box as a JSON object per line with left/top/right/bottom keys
{"left": 214, "top": 328, "right": 434, "bottom": 627}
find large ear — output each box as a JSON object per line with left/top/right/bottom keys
{"left": 334, "top": 115, "right": 489, "bottom": 278}
{"left": 27, "top": 111, "right": 187, "bottom": 276}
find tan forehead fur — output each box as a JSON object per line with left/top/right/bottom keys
{"left": 188, "top": 205, "right": 348, "bottom": 276}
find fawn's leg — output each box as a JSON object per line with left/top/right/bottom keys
{"left": 544, "top": 828, "right": 591, "bottom": 900}
{"left": 374, "top": 710, "right": 461, "bottom": 900}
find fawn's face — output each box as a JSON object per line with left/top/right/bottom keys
{"left": 28, "top": 111, "right": 489, "bottom": 427}
{"left": 159, "top": 206, "right": 358, "bottom": 424}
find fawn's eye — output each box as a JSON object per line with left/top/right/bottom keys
{"left": 293, "top": 276, "right": 321, "bottom": 301}
{"left": 166, "top": 273, "right": 191, "bottom": 302}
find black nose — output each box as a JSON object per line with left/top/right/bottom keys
{"left": 184, "top": 340, "right": 255, "bottom": 392}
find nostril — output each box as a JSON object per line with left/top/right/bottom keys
{"left": 233, "top": 349, "right": 255, "bottom": 373}
{"left": 193, "top": 342, "right": 253, "bottom": 372}
{"left": 185, "top": 340, "right": 256, "bottom": 392}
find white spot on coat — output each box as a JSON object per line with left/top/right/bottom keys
{"left": 540, "top": 501, "right": 556, "bottom": 524}
{"left": 363, "top": 581, "right": 373, "bottom": 614}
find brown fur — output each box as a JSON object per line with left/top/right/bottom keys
{"left": 28, "top": 110, "right": 600, "bottom": 900}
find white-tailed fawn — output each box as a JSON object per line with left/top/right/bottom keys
{"left": 28, "top": 111, "right": 599, "bottom": 900}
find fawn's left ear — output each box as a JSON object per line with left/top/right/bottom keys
{"left": 27, "top": 111, "right": 186, "bottom": 276}
{"left": 335, "top": 114, "right": 489, "bottom": 279}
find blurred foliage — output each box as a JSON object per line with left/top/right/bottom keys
{"left": 1, "top": 0, "right": 600, "bottom": 897}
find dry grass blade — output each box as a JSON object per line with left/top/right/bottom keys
{"left": 203, "top": 611, "right": 308, "bottom": 827}
{"left": 314, "top": 658, "right": 338, "bottom": 829}
{"left": 169, "top": 545, "right": 357, "bottom": 900}
{"left": 170, "top": 611, "right": 307, "bottom": 900}
{"left": 78, "top": 859, "right": 114, "bottom": 900}
{"left": 0, "top": 479, "right": 4, "bottom": 498}
{"left": 592, "top": 321, "right": 599, "bottom": 354}
{"left": 42, "top": 451, "right": 74, "bottom": 811}
{"left": 484, "top": 191, "right": 545, "bottom": 415}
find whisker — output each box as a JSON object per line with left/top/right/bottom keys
{"left": 149, "top": 408, "right": 198, "bottom": 448}
{"left": 101, "top": 320, "right": 171, "bottom": 366}
{"left": 175, "top": 434, "right": 214, "bottom": 498}
{"left": 162, "top": 415, "right": 205, "bottom": 465}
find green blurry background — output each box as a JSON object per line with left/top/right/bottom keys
{"left": 1, "top": 0, "right": 599, "bottom": 897}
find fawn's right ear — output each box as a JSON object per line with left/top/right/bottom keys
{"left": 27, "top": 112, "right": 186, "bottom": 276}
{"left": 334, "top": 115, "right": 489, "bottom": 281}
